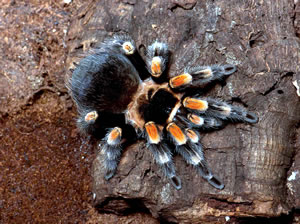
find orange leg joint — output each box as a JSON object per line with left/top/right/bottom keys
{"left": 107, "top": 127, "right": 122, "bottom": 145}
{"left": 84, "top": 111, "right": 98, "bottom": 122}
{"left": 183, "top": 97, "right": 208, "bottom": 111}
{"left": 169, "top": 73, "right": 192, "bottom": 88}
{"left": 185, "top": 129, "right": 199, "bottom": 143}
{"left": 187, "top": 113, "right": 204, "bottom": 125}
{"left": 122, "top": 42, "right": 134, "bottom": 54}
{"left": 151, "top": 57, "right": 162, "bottom": 77}
{"left": 167, "top": 122, "right": 186, "bottom": 145}
{"left": 145, "top": 121, "right": 160, "bottom": 144}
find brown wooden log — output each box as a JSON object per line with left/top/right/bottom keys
{"left": 67, "top": 0, "right": 300, "bottom": 222}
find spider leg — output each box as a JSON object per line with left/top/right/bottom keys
{"left": 169, "top": 64, "right": 236, "bottom": 91}
{"left": 146, "top": 41, "right": 170, "bottom": 79}
{"left": 182, "top": 97, "right": 258, "bottom": 124}
{"left": 111, "top": 34, "right": 151, "bottom": 80}
{"left": 145, "top": 121, "right": 181, "bottom": 189}
{"left": 100, "top": 127, "right": 123, "bottom": 180}
{"left": 77, "top": 110, "right": 136, "bottom": 180}
{"left": 175, "top": 110, "right": 225, "bottom": 130}
{"left": 166, "top": 122, "right": 224, "bottom": 189}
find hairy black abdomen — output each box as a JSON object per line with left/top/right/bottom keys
{"left": 70, "top": 51, "right": 140, "bottom": 114}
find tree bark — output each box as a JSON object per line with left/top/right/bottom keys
{"left": 67, "top": 0, "right": 300, "bottom": 222}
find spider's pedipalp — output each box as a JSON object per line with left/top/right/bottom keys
{"left": 169, "top": 64, "right": 236, "bottom": 91}
{"left": 146, "top": 41, "right": 170, "bottom": 79}
{"left": 145, "top": 121, "right": 182, "bottom": 189}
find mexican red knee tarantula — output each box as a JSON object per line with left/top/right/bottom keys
{"left": 69, "top": 34, "right": 258, "bottom": 190}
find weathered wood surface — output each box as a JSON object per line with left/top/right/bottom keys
{"left": 67, "top": 0, "right": 300, "bottom": 223}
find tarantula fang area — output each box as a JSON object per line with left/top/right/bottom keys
{"left": 69, "top": 34, "right": 258, "bottom": 190}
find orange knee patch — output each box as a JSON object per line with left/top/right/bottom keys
{"left": 107, "top": 127, "right": 122, "bottom": 144}
{"left": 84, "top": 111, "right": 98, "bottom": 122}
{"left": 169, "top": 73, "right": 192, "bottom": 88}
{"left": 167, "top": 123, "right": 186, "bottom": 145}
{"left": 183, "top": 97, "right": 208, "bottom": 111}
{"left": 185, "top": 129, "right": 199, "bottom": 143}
{"left": 145, "top": 121, "right": 160, "bottom": 144}
{"left": 151, "top": 57, "right": 162, "bottom": 77}
{"left": 196, "top": 68, "right": 212, "bottom": 78}
{"left": 122, "top": 42, "right": 134, "bottom": 55}
{"left": 187, "top": 113, "right": 204, "bottom": 125}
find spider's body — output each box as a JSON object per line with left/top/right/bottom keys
{"left": 69, "top": 34, "right": 258, "bottom": 190}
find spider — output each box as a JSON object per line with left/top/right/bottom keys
{"left": 69, "top": 34, "right": 258, "bottom": 190}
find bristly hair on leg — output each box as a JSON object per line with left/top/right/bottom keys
{"left": 146, "top": 41, "right": 170, "bottom": 81}
{"left": 69, "top": 34, "right": 258, "bottom": 191}
{"left": 100, "top": 127, "right": 123, "bottom": 180}
{"left": 144, "top": 121, "right": 182, "bottom": 189}
{"left": 169, "top": 64, "right": 236, "bottom": 91}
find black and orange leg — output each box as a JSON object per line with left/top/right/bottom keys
{"left": 186, "top": 113, "right": 224, "bottom": 130}
{"left": 166, "top": 123, "right": 224, "bottom": 189}
{"left": 100, "top": 127, "right": 123, "bottom": 180}
{"left": 102, "top": 34, "right": 151, "bottom": 80}
{"left": 169, "top": 64, "right": 236, "bottom": 91}
{"left": 185, "top": 129, "right": 224, "bottom": 189}
{"left": 117, "top": 35, "right": 151, "bottom": 80}
{"left": 144, "top": 121, "right": 181, "bottom": 189}
{"left": 146, "top": 42, "right": 170, "bottom": 80}
{"left": 182, "top": 97, "right": 258, "bottom": 124}
{"left": 174, "top": 108, "right": 224, "bottom": 130}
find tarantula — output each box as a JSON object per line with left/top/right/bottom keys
{"left": 69, "top": 34, "right": 258, "bottom": 190}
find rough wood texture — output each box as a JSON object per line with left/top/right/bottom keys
{"left": 67, "top": 0, "right": 300, "bottom": 222}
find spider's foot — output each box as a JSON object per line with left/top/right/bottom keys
{"left": 145, "top": 121, "right": 182, "bottom": 190}
{"left": 196, "top": 165, "right": 225, "bottom": 189}
{"left": 169, "top": 64, "right": 236, "bottom": 91}
{"left": 183, "top": 97, "right": 258, "bottom": 124}
{"left": 242, "top": 111, "right": 258, "bottom": 124}
{"left": 170, "top": 176, "right": 182, "bottom": 190}
{"left": 104, "top": 168, "right": 116, "bottom": 180}
{"left": 146, "top": 42, "right": 169, "bottom": 78}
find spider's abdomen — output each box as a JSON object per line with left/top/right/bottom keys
{"left": 70, "top": 51, "right": 140, "bottom": 114}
